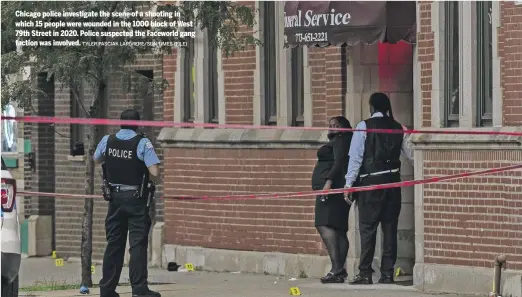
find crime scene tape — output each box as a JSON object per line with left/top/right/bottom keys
{"left": 17, "top": 163, "right": 522, "bottom": 201}
{"left": 2, "top": 115, "right": 522, "bottom": 136}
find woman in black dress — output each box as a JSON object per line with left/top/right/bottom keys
{"left": 311, "top": 116, "right": 353, "bottom": 283}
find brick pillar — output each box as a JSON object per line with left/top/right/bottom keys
{"left": 26, "top": 72, "right": 56, "bottom": 256}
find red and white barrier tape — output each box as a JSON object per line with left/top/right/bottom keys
{"left": 2, "top": 115, "right": 522, "bottom": 136}
{"left": 17, "top": 163, "right": 522, "bottom": 201}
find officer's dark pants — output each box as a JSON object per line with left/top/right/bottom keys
{"left": 99, "top": 190, "right": 151, "bottom": 296}
{"left": 357, "top": 173, "right": 401, "bottom": 278}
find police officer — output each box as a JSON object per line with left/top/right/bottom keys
{"left": 94, "top": 109, "right": 161, "bottom": 297}
{"left": 344, "top": 93, "right": 413, "bottom": 285}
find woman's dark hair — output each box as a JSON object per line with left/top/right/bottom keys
{"left": 120, "top": 109, "right": 140, "bottom": 131}
{"left": 331, "top": 116, "right": 352, "bottom": 130}
{"left": 369, "top": 92, "right": 394, "bottom": 120}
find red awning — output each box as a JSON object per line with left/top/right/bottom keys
{"left": 284, "top": 1, "right": 416, "bottom": 47}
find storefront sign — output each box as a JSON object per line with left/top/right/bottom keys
{"left": 284, "top": 1, "right": 416, "bottom": 47}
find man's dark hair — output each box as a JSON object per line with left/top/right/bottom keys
{"left": 369, "top": 92, "right": 394, "bottom": 120}
{"left": 120, "top": 109, "right": 140, "bottom": 131}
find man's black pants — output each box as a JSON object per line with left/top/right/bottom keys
{"left": 356, "top": 174, "right": 402, "bottom": 278}
{"left": 99, "top": 190, "right": 151, "bottom": 296}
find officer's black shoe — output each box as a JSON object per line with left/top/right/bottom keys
{"left": 132, "top": 290, "right": 161, "bottom": 297}
{"left": 348, "top": 274, "right": 373, "bottom": 285}
{"left": 378, "top": 275, "right": 394, "bottom": 284}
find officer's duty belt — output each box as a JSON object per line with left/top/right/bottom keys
{"left": 109, "top": 185, "right": 140, "bottom": 192}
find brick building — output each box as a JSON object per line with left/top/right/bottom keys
{"left": 157, "top": 1, "right": 522, "bottom": 295}
{"left": 22, "top": 54, "right": 166, "bottom": 261}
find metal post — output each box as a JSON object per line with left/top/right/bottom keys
{"left": 491, "top": 254, "right": 507, "bottom": 297}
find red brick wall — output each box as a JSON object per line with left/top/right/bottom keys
{"left": 24, "top": 74, "right": 56, "bottom": 218}
{"left": 160, "top": 1, "right": 350, "bottom": 256}
{"left": 417, "top": 1, "right": 434, "bottom": 128}
{"left": 499, "top": 2, "right": 522, "bottom": 126}
{"left": 163, "top": 147, "right": 327, "bottom": 255}
{"left": 418, "top": 1, "right": 522, "bottom": 127}
{"left": 309, "top": 47, "right": 328, "bottom": 126}
{"left": 223, "top": 2, "right": 256, "bottom": 125}
{"left": 163, "top": 51, "right": 177, "bottom": 123}
{"left": 423, "top": 151, "right": 522, "bottom": 270}
{"left": 309, "top": 46, "right": 345, "bottom": 126}
{"left": 162, "top": 38, "right": 350, "bottom": 254}
{"left": 416, "top": 1, "right": 522, "bottom": 271}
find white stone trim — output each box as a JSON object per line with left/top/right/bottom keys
{"left": 459, "top": 1, "right": 475, "bottom": 128}
{"left": 174, "top": 49, "right": 184, "bottom": 123}
{"left": 253, "top": 1, "right": 287, "bottom": 126}
{"left": 413, "top": 43, "right": 421, "bottom": 129}
{"left": 200, "top": 29, "right": 225, "bottom": 124}
{"left": 174, "top": 28, "right": 224, "bottom": 124}
{"left": 345, "top": 44, "right": 363, "bottom": 126}
{"left": 302, "top": 46, "right": 312, "bottom": 127}
{"left": 431, "top": 1, "right": 501, "bottom": 129}
{"left": 253, "top": 1, "right": 262, "bottom": 125}
{"left": 412, "top": 150, "right": 425, "bottom": 288}
{"left": 413, "top": 3, "right": 422, "bottom": 129}
{"left": 491, "top": 1, "right": 502, "bottom": 127}
{"left": 431, "top": 1, "right": 444, "bottom": 128}
{"left": 275, "top": 2, "right": 289, "bottom": 126}
{"left": 193, "top": 27, "right": 205, "bottom": 124}
{"left": 217, "top": 46, "right": 226, "bottom": 125}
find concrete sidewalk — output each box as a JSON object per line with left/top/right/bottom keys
{"left": 20, "top": 257, "right": 473, "bottom": 297}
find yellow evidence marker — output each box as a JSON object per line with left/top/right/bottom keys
{"left": 91, "top": 265, "right": 95, "bottom": 275}
{"left": 184, "top": 263, "right": 194, "bottom": 272}
{"left": 51, "top": 251, "right": 57, "bottom": 259}
{"left": 395, "top": 267, "right": 402, "bottom": 278}
{"left": 289, "top": 287, "right": 301, "bottom": 296}
{"left": 55, "top": 258, "right": 64, "bottom": 267}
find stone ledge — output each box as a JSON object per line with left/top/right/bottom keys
{"left": 157, "top": 127, "right": 328, "bottom": 149}
{"left": 161, "top": 244, "right": 331, "bottom": 278}
{"left": 414, "top": 263, "right": 521, "bottom": 296}
{"left": 410, "top": 127, "right": 522, "bottom": 150}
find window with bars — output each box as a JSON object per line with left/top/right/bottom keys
{"left": 207, "top": 38, "right": 219, "bottom": 123}
{"left": 291, "top": 47, "right": 304, "bottom": 126}
{"left": 183, "top": 33, "right": 195, "bottom": 123}
{"left": 443, "top": 1, "right": 460, "bottom": 127}
{"left": 262, "top": 1, "right": 277, "bottom": 125}
{"left": 476, "top": 1, "right": 493, "bottom": 127}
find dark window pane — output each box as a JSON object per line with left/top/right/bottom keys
{"left": 263, "top": 1, "right": 277, "bottom": 125}
{"left": 208, "top": 39, "right": 219, "bottom": 123}
{"left": 184, "top": 36, "right": 195, "bottom": 122}
{"left": 291, "top": 47, "right": 304, "bottom": 126}
{"left": 444, "top": 2, "right": 460, "bottom": 127}
{"left": 477, "top": 1, "right": 493, "bottom": 126}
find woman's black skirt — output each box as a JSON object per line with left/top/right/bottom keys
{"left": 314, "top": 193, "right": 350, "bottom": 231}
